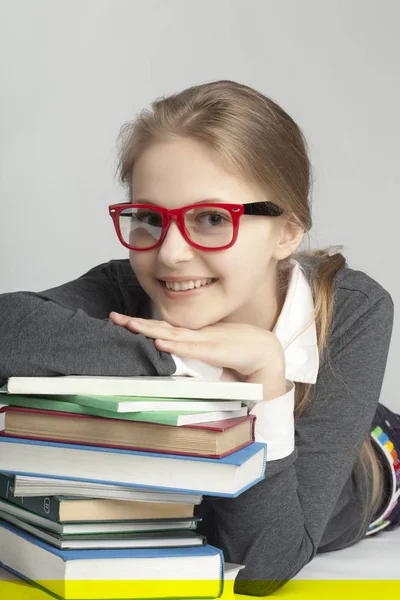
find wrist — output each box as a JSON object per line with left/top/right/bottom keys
{"left": 245, "top": 368, "right": 287, "bottom": 400}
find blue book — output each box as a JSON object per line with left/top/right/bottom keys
{"left": 0, "top": 436, "right": 267, "bottom": 497}
{"left": 0, "top": 519, "right": 224, "bottom": 599}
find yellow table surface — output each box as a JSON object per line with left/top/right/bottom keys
{"left": 1, "top": 577, "right": 400, "bottom": 600}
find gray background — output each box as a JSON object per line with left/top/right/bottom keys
{"left": 0, "top": 0, "right": 398, "bottom": 409}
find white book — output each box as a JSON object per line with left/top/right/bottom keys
{"left": 0, "top": 521, "right": 224, "bottom": 599}
{"left": 173, "top": 405, "right": 248, "bottom": 425}
{"left": 12, "top": 475, "right": 203, "bottom": 503}
{"left": 6, "top": 374, "right": 263, "bottom": 401}
{"left": 0, "top": 501, "right": 199, "bottom": 535}
{"left": 0, "top": 437, "right": 267, "bottom": 497}
{"left": 0, "top": 513, "right": 205, "bottom": 550}
{"left": 0, "top": 396, "right": 242, "bottom": 414}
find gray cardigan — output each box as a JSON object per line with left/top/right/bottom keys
{"left": 0, "top": 257, "right": 394, "bottom": 595}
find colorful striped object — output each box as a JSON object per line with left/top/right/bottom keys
{"left": 367, "top": 425, "right": 400, "bottom": 535}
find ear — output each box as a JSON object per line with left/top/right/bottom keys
{"left": 272, "top": 216, "right": 304, "bottom": 261}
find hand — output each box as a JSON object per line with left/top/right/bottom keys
{"left": 109, "top": 312, "right": 287, "bottom": 396}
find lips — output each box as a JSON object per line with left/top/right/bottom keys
{"left": 158, "top": 278, "right": 218, "bottom": 293}
{"left": 158, "top": 277, "right": 216, "bottom": 283}
{"left": 165, "top": 278, "right": 214, "bottom": 291}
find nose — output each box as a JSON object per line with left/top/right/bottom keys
{"left": 157, "top": 220, "right": 195, "bottom": 267}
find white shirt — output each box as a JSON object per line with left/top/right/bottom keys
{"left": 152, "top": 260, "right": 319, "bottom": 461}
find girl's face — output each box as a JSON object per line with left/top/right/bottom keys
{"left": 129, "top": 137, "right": 295, "bottom": 330}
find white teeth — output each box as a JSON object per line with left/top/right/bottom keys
{"left": 165, "top": 278, "right": 213, "bottom": 291}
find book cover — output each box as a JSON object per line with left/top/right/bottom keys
{"left": 0, "top": 406, "right": 255, "bottom": 458}
{"left": 1, "top": 395, "right": 242, "bottom": 414}
{"left": 0, "top": 513, "right": 206, "bottom": 550}
{"left": 0, "top": 518, "right": 222, "bottom": 559}
{"left": 0, "top": 395, "right": 248, "bottom": 425}
{"left": 0, "top": 498, "right": 200, "bottom": 534}
{"left": 0, "top": 472, "right": 62, "bottom": 521}
{"left": 0, "top": 436, "right": 267, "bottom": 497}
{"left": 12, "top": 475, "right": 203, "bottom": 504}
{"left": 0, "top": 520, "right": 224, "bottom": 599}
{"left": 0, "top": 473, "right": 196, "bottom": 522}
{"left": 5, "top": 374, "right": 263, "bottom": 401}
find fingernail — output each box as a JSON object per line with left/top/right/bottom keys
{"left": 157, "top": 339, "right": 169, "bottom": 347}
{"left": 110, "top": 312, "right": 123, "bottom": 320}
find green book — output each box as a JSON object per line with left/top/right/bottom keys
{"left": 0, "top": 512, "right": 204, "bottom": 549}
{"left": 0, "top": 496, "right": 200, "bottom": 535}
{"left": 1, "top": 383, "right": 241, "bottom": 414}
{"left": 1, "top": 393, "right": 247, "bottom": 426}
{"left": 0, "top": 472, "right": 65, "bottom": 521}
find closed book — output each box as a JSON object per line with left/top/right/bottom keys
{"left": 0, "top": 436, "right": 267, "bottom": 497}
{"left": 0, "top": 473, "right": 196, "bottom": 522}
{"left": 0, "top": 513, "right": 205, "bottom": 550}
{"left": 0, "top": 520, "right": 224, "bottom": 599}
{"left": 0, "top": 498, "right": 200, "bottom": 535}
{"left": 1, "top": 395, "right": 248, "bottom": 425}
{"left": 0, "top": 405, "right": 255, "bottom": 457}
{"left": 4, "top": 374, "right": 262, "bottom": 401}
{"left": 2, "top": 393, "right": 242, "bottom": 414}
{"left": 11, "top": 475, "right": 203, "bottom": 504}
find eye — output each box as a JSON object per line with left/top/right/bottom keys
{"left": 195, "top": 211, "right": 231, "bottom": 226}
{"left": 134, "top": 211, "right": 162, "bottom": 227}
{"left": 205, "top": 213, "right": 223, "bottom": 225}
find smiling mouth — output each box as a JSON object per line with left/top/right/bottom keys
{"left": 159, "top": 278, "right": 218, "bottom": 292}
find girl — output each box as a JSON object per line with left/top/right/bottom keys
{"left": 0, "top": 80, "right": 398, "bottom": 596}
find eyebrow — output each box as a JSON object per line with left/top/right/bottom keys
{"left": 132, "top": 198, "right": 229, "bottom": 206}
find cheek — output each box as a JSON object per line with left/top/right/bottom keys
{"left": 129, "top": 252, "right": 155, "bottom": 283}
{"left": 221, "top": 234, "right": 275, "bottom": 280}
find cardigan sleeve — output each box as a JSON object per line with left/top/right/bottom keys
{"left": 0, "top": 260, "right": 176, "bottom": 381}
{"left": 196, "top": 286, "right": 394, "bottom": 596}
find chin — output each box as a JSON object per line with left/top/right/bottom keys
{"left": 166, "top": 315, "right": 207, "bottom": 329}
{"left": 159, "top": 310, "right": 214, "bottom": 330}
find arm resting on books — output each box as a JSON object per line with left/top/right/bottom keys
{"left": 0, "top": 261, "right": 176, "bottom": 380}
{"left": 197, "top": 291, "right": 394, "bottom": 595}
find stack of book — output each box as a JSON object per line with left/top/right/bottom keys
{"left": 0, "top": 375, "right": 266, "bottom": 599}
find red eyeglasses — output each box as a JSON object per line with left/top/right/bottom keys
{"left": 109, "top": 201, "right": 284, "bottom": 252}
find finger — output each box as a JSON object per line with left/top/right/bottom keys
{"left": 109, "top": 312, "right": 132, "bottom": 324}
{"left": 124, "top": 320, "right": 206, "bottom": 343}
{"left": 109, "top": 313, "right": 173, "bottom": 328}
{"left": 155, "top": 339, "right": 228, "bottom": 368}
{"left": 109, "top": 314, "right": 145, "bottom": 333}
{"left": 121, "top": 316, "right": 174, "bottom": 327}
{"left": 109, "top": 314, "right": 178, "bottom": 340}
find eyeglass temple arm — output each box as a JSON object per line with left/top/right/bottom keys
{"left": 243, "top": 201, "right": 284, "bottom": 216}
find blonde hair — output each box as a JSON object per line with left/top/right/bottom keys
{"left": 117, "top": 80, "right": 383, "bottom": 530}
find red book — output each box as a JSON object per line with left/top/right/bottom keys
{"left": 0, "top": 405, "right": 255, "bottom": 458}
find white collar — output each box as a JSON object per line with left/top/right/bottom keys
{"left": 273, "top": 260, "right": 319, "bottom": 384}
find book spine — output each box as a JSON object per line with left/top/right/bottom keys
{"left": 0, "top": 473, "right": 60, "bottom": 521}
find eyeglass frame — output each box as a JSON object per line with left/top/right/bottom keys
{"left": 108, "top": 200, "right": 284, "bottom": 252}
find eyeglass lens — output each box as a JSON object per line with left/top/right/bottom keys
{"left": 118, "top": 206, "right": 234, "bottom": 249}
